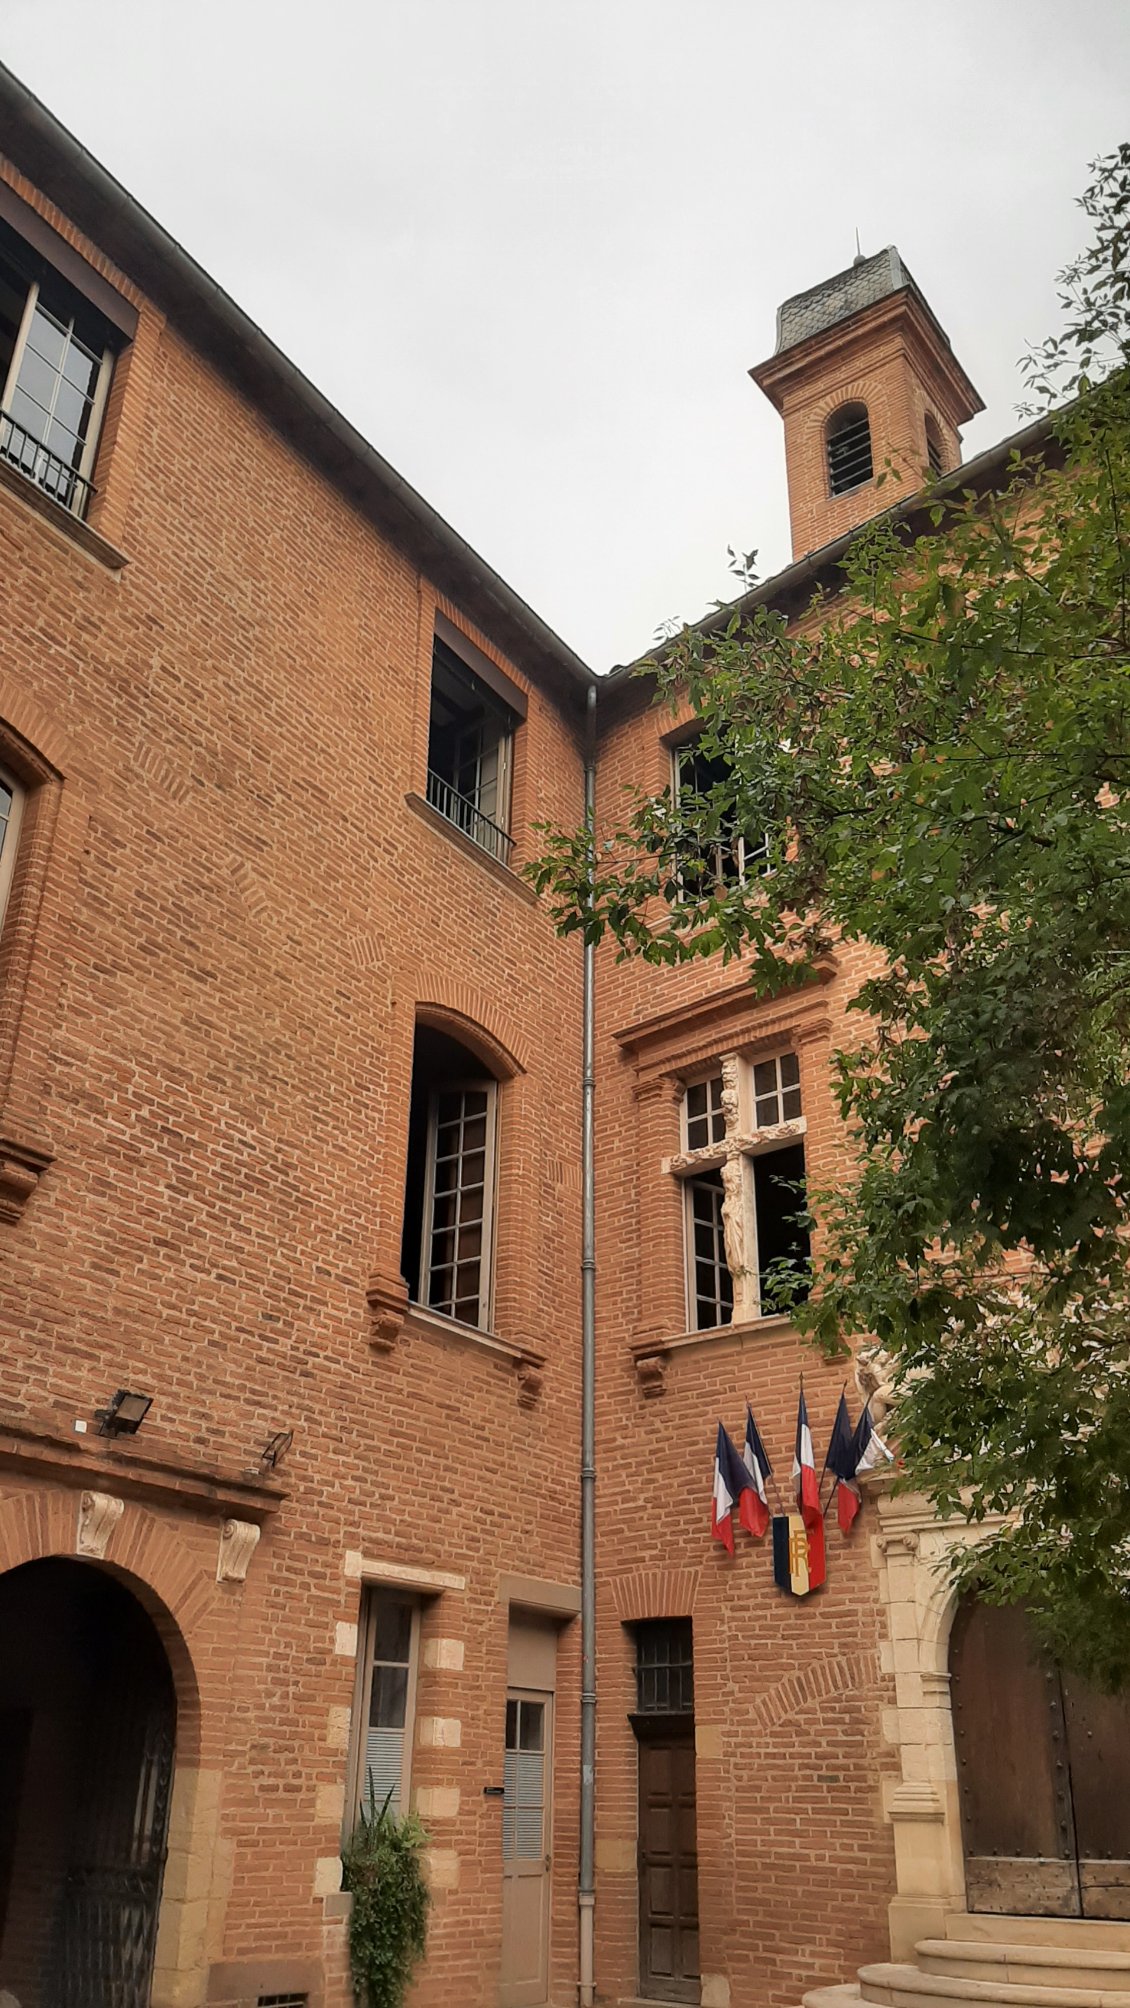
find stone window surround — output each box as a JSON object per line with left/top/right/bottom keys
{"left": 668, "top": 1049, "right": 808, "bottom": 1330}
{"left": 613, "top": 965, "right": 835, "bottom": 1389}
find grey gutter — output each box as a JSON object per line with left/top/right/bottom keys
{"left": 603, "top": 407, "right": 1060, "bottom": 690}
{"left": 0, "top": 61, "right": 597, "bottom": 709}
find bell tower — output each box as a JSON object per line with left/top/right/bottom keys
{"left": 750, "top": 247, "right": 984, "bottom": 561}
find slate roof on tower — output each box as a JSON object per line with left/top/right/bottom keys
{"left": 775, "top": 245, "right": 941, "bottom": 355}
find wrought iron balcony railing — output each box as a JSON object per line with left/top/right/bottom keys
{"left": 0, "top": 410, "right": 94, "bottom": 518}
{"left": 426, "top": 768, "right": 514, "bottom": 865}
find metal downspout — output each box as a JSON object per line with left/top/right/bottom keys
{"left": 579, "top": 681, "right": 597, "bottom": 2007}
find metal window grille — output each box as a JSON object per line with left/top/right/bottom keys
{"left": 0, "top": 407, "right": 95, "bottom": 515}
{"left": 634, "top": 1619, "right": 694, "bottom": 1713}
{"left": 826, "top": 404, "right": 873, "bottom": 496}
{"left": 425, "top": 766, "right": 513, "bottom": 863}
{"left": 687, "top": 1171, "right": 733, "bottom": 1331}
{"left": 684, "top": 1074, "right": 726, "bottom": 1151}
{"left": 752, "top": 1052, "right": 802, "bottom": 1128}
{"left": 427, "top": 639, "right": 515, "bottom": 864}
{"left": 257, "top": 1995, "right": 309, "bottom": 2006}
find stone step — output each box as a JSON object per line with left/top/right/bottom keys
{"left": 802, "top": 1988, "right": 863, "bottom": 2008}
{"left": 947, "top": 1920, "right": 1130, "bottom": 1955}
{"left": 917, "top": 1940, "right": 1130, "bottom": 1993}
{"left": 857, "top": 1957, "right": 1127, "bottom": 2007}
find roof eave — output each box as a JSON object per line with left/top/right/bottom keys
{"left": 0, "top": 62, "right": 597, "bottom": 708}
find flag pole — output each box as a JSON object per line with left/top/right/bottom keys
{"left": 818, "top": 1381, "right": 848, "bottom": 1511}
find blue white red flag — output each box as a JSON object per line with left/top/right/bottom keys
{"left": 825, "top": 1391, "right": 863, "bottom": 1532}
{"left": 712, "top": 1420, "right": 754, "bottom": 1555}
{"left": 741, "top": 1404, "right": 772, "bottom": 1538}
{"left": 792, "top": 1387, "right": 826, "bottom": 1587}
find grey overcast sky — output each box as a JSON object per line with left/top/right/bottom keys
{"left": 3, "top": 1, "right": 1129, "bottom": 668}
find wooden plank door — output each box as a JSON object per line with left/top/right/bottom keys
{"left": 950, "top": 1597, "right": 1079, "bottom": 1915}
{"left": 500, "top": 1691, "right": 552, "bottom": 2008}
{"left": 638, "top": 1727, "right": 700, "bottom": 2003}
{"left": 1062, "top": 1672, "right": 1130, "bottom": 1919}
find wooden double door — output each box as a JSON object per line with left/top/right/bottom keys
{"left": 951, "top": 1597, "right": 1130, "bottom": 1918}
{"left": 637, "top": 1720, "right": 700, "bottom": 2003}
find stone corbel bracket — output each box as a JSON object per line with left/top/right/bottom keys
{"left": 515, "top": 1350, "right": 546, "bottom": 1410}
{"left": 217, "top": 1517, "right": 261, "bottom": 1583}
{"left": 76, "top": 1489, "right": 124, "bottom": 1559}
{"left": 366, "top": 1271, "right": 409, "bottom": 1353}
{"left": 0, "top": 1134, "right": 54, "bottom": 1225}
{"left": 632, "top": 1347, "right": 668, "bottom": 1399}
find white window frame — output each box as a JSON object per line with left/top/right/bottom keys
{"left": 0, "top": 767, "right": 26, "bottom": 935}
{"left": 682, "top": 1167, "right": 734, "bottom": 1332}
{"left": 0, "top": 277, "right": 114, "bottom": 511}
{"left": 345, "top": 1590, "right": 421, "bottom": 1830}
{"left": 671, "top": 741, "right": 769, "bottom": 887}
{"left": 419, "top": 1076, "right": 499, "bottom": 1330}
{"left": 672, "top": 1051, "right": 808, "bottom": 1328}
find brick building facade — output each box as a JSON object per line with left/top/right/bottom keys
{"left": 0, "top": 57, "right": 1115, "bottom": 2008}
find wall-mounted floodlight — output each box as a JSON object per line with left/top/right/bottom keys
{"left": 96, "top": 1389, "right": 153, "bottom": 1437}
{"left": 259, "top": 1428, "right": 293, "bottom": 1471}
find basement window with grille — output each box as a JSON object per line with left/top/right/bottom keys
{"left": 633, "top": 1618, "right": 695, "bottom": 1715}
{"left": 257, "top": 1996, "right": 309, "bottom": 2007}
{"left": 826, "top": 401, "right": 874, "bottom": 497}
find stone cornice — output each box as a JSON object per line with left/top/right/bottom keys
{"left": 0, "top": 1410, "right": 287, "bottom": 1521}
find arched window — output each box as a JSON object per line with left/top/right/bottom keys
{"left": 825, "top": 402, "right": 873, "bottom": 497}
{"left": 924, "top": 412, "right": 945, "bottom": 478}
{"left": 0, "top": 767, "right": 25, "bottom": 932}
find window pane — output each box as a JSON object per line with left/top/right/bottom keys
{"left": 519, "top": 1701, "right": 545, "bottom": 1752}
{"left": 373, "top": 1596, "right": 412, "bottom": 1664}
{"left": 505, "top": 1698, "right": 518, "bottom": 1748}
{"left": 370, "top": 1663, "right": 409, "bottom": 1730}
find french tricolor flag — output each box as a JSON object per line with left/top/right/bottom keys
{"left": 711, "top": 1421, "right": 754, "bottom": 1555}
{"left": 793, "top": 1388, "right": 826, "bottom": 1588}
{"left": 741, "top": 1404, "right": 772, "bottom": 1538}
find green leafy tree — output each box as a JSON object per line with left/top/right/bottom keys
{"left": 532, "top": 146, "right": 1130, "bottom": 1687}
{"left": 342, "top": 1789, "right": 431, "bottom": 2008}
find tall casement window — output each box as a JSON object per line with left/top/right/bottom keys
{"left": 671, "top": 741, "right": 769, "bottom": 891}
{"left": 348, "top": 1591, "right": 420, "bottom": 1819}
{"left": 401, "top": 1023, "right": 499, "bottom": 1330}
{"left": 427, "top": 622, "right": 522, "bottom": 866}
{"left": 825, "top": 401, "right": 873, "bottom": 497}
{"left": 0, "top": 770, "right": 26, "bottom": 934}
{"left": 674, "top": 1050, "right": 810, "bottom": 1330}
{"left": 0, "top": 217, "right": 117, "bottom": 518}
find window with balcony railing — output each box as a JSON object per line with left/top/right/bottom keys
{"left": 0, "top": 217, "right": 117, "bottom": 520}
{"left": 427, "top": 635, "right": 517, "bottom": 864}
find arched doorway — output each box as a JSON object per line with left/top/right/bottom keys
{"left": 951, "top": 1594, "right": 1130, "bottom": 1919}
{"left": 0, "top": 1556, "right": 176, "bottom": 2007}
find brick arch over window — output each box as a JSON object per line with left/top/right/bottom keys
{"left": 609, "top": 1566, "right": 702, "bottom": 1622}
{"left": 415, "top": 987, "right": 530, "bottom": 1079}
{"left": 0, "top": 1489, "right": 212, "bottom": 1762}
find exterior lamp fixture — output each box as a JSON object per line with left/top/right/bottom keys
{"left": 259, "top": 1428, "right": 293, "bottom": 1471}
{"left": 96, "top": 1388, "right": 153, "bottom": 1437}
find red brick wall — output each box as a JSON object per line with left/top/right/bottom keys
{"left": 590, "top": 681, "right": 900, "bottom": 2008}
{"left": 0, "top": 153, "right": 586, "bottom": 2008}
